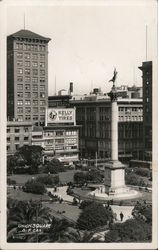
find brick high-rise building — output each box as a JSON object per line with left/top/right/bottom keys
{"left": 7, "top": 29, "right": 51, "bottom": 124}
{"left": 139, "top": 61, "right": 152, "bottom": 161}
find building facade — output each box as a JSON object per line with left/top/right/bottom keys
{"left": 139, "top": 61, "right": 152, "bottom": 161}
{"left": 70, "top": 96, "right": 143, "bottom": 162}
{"left": 32, "top": 107, "right": 80, "bottom": 164}
{"left": 7, "top": 121, "right": 33, "bottom": 155}
{"left": 7, "top": 29, "right": 51, "bottom": 124}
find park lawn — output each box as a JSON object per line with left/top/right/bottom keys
{"left": 44, "top": 202, "right": 81, "bottom": 223}
{"left": 8, "top": 170, "right": 79, "bottom": 185}
{"left": 7, "top": 188, "right": 50, "bottom": 202}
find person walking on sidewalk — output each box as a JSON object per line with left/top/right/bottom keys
{"left": 120, "top": 212, "right": 124, "bottom": 222}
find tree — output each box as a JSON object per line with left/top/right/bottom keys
{"left": 23, "top": 179, "right": 46, "bottom": 194}
{"left": 7, "top": 155, "right": 18, "bottom": 175}
{"left": 77, "top": 202, "right": 113, "bottom": 230}
{"left": 15, "top": 145, "right": 44, "bottom": 174}
{"left": 43, "top": 159, "right": 65, "bottom": 174}
{"left": 7, "top": 199, "right": 51, "bottom": 242}
{"left": 74, "top": 169, "right": 104, "bottom": 185}
{"left": 104, "top": 218, "right": 152, "bottom": 242}
{"left": 132, "top": 201, "right": 152, "bottom": 224}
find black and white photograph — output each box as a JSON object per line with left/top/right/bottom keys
{"left": 0, "top": 0, "right": 158, "bottom": 249}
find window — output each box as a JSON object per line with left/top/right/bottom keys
{"left": 17, "top": 107, "right": 23, "bottom": 113}
{"left": 33, "top": 92, "right": 38, "bottom": 98}
{"left": 40, "top": 62, "right": 45, "bottom": 68}
{"left": 40, "top": 54, "right": 45, "bottom": 60}
{"left": 25, "top": 115, "right": 31, "bottom": 120}
{"left": 40, "top": 92, "right": 45, "bottom": 98}
{"left": 32, "top": 54, "right": 38, "bottom": 60}
{"left": 25, "top": 77, "right": 30, "bottom": 82}
{"left": 40, "top": 70, "right": 45, "bottom": 75}
{"left": 25, "top": 92, "right": 31, "bottom": 98}
{"left": 33, "top": 116, "right": 38, "bottom": 121}
{"left": 25, "top": 69, "right": 30, "bottom": 75}
{"left": 17, "top": 61, "right": 23, "bottom": 66}
{"left": 15, "top": 128, "right": 20, "bottom": 133}
{"left": 24, "top": 136, "right": 28, "bottom": 141}
{"left": 24, "top": 127, "right": 29, "bottom": 132}
{"left": 40, "top": 100, "right": 45, "bottom": 105}
{"left": 17, "top": 68, "right": 23, "bottom": 74}
{"left": 40, "top": 78, "right": 45, "bottom": 83}
{"left": 25, "top": 99, "right": 31, "bottom": 105}
{"left": 7, "top": 146, "right": 10, "bottom": 151}
{"left": 40, "top": 107, "right": 45, "bottom": 113}
{"left": 32, "top": 61, "right": 38, "bottom": 67}
{"left": 32, "top": 85, "right": 38, "bottom": 91}
{"left": 15, "top": 137, "right": 19, "bottom": 141}
{"left": 146, "top": 97, "right": 149, "bottom": 103}
{"left": 17, "top": 52, "right": 23, "bottom": 59}
{"left": 17, "top": 100, "right": 23, "bottom": 105}
{"left": 17, "top": 116, "right": 23, "bottom": 121}
{"left": 39, "top": 45, "right": 45, "bottom": 51}
{"left": 33, "top": 100, "right": 38, "bottom": 105}
{"left": 25, "top": 84, "right": 30, "bottom": 90}
{"left": 34, "top": 45, "right": 38, "bottom": 51}
{"left": 17, "top": 76, "right": 23, "bottom": 82}
{"left": 17, "top": 92, "right": 23, "bottom": 98}
{"left": 15, "top": 144, "right": 20, "bottom": 150}
{"left": 25, "top": 53, "right": 30, "bottom": 59}
{"left": 27, "top": 44, "right": 31, "bottom": 50}
{"left": 7, "top": 128, "right": 10, "bottom": 133}
{"left": 32, "top": 77, "right": 38, "bottom": 83}
{"left": 7, "top": 137, "right": 10, "bottom": 142}
{"left": 32, "top": 69, "right": 38, "bottom": 75}
{"left": 25, "top": 61, "right": 30, "bottom": 67}
{"left": 16, "top": 43, "right": 23, "bottom": 50}
{"left": 40, "top": 85, "right": 45, "bottom": 91}
{"left": 25, "top": 107, "right": 31, "bottom": 113}
{"left": 33, "top": 107, "right": 38, "bottom": 113}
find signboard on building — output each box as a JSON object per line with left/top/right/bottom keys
{"left": 47, "top": 108, "right": 75, "bottom": 124}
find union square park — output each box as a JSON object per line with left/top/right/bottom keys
{"left": 7, "top": 80, "right": 152, "bottom": 244}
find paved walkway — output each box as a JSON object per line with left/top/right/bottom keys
{"left": 47, "top": 186, "right": 74, "bottom": 202}
{"left": 111, "top": 205, "right": 134, "bottom": 222}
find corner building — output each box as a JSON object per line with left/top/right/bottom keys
{"left": 7, "top": 29, "right": 51, "bottom": 124}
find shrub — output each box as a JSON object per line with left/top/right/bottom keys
{"left": 77, "top": 202, "right": 113, "bottom": 230}
{"left": 125, "top": 173, "right": 147, "bottom": 187}
{"left": 36, "top": 175, "right": 59, "bottom": 186}
{"left": 23, "top": 180, "right": 46, "bottom": 194}
{"left": 7, "top": 178, "right": 16, "bottom": 185}
{"left": 79, "top": 200, "right": 94, "bottom": 209}
{"left": 43, "top": 159, "right": 65, "bottom": 174}
{"left": 132, "top": 202, "right": 152, "bottom": 224}
{"left": 104, "top": 218, "right": 152, "bottom": 242}
{"left": 134, "top": 167, "right": 150, "bottom": 177}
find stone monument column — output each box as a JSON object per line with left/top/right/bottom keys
{"left": 104, "top": 69, "right": 127, "bottom": 196}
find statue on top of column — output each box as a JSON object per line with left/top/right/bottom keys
{"left": 109, "top": 67, "right": 118, "bottom": 87}
{"left": 108, "top": 68, "right": 118, "bottom": 101}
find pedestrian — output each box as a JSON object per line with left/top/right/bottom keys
{"left": 120, "top": 212, "right": 124, "bottom": 222}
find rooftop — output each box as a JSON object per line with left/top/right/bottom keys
{"left": 8, "top": 29, "right": 51, "bottom": 42}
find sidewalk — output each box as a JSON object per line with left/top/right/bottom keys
{"left": 111, "top": 205, "right": 134, "bottom": 222}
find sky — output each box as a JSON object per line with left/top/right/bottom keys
{"left": 6, "top": 0, "right": 157, "bottom": 95}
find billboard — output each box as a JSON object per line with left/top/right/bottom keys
{"left": 47, "top": 108, "right": 75, "bottom": 124}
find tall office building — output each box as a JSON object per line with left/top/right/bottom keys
{"left": 7, "top": 29, "right": 51, "bottom": 124}
{"left": 139, "top": 61, "right": 152, "bottom": 161}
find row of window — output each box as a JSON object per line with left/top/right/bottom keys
{"left": 17, "top": 115, "right": 45, "bottom": 121}
{"left": 7, "top": 136, "right": 29, "bottom": 142}
{"left": 17, "top": 97, "right": 46, "bottom": 105}
{"left": 17, "top": 89, "right": 45, "bottom": 97}
{"left": 7, "top": 127, "right": 29, "bottom": 133}
{"left": 17, "top": 68, "right": 45, "bottom": 75}
{"left": 119, "top": 107, "right": 142, "bottom": 112}
{"left": 17, "top": 61, "right": 45, "bottom": 68}
{"left": 44, "top": 131, "right": 77, "bottom": 137}
{"left": 17, "top": 52, "right": 45, "bottom": 60}
{"left": 16, "top": 43, "right": 45, "bottom": 52}
{"left": 17, "top": 76, "right": 45, "bottom": 83}
{"left": 119, "top": 116, "right": 143, "bottom": 121}
{"left": 17, "top": 107, "right": 45, "bottom": 113}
